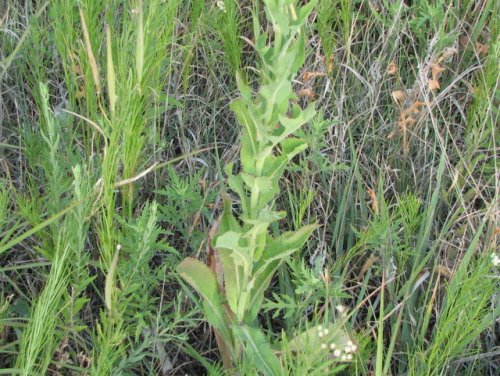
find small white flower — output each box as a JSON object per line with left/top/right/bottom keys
{"left": 346, "top": 354, "right": 353, "bottom": 360}
{"left": 347, "top": 340, "right": 353, "bottom": 347}
{"left": 351, "top": 344, "right": 357, "bottom": 352}
{"left": 344, "top": 346, "right": 352, "bottom": 353}
{"left": 317, "top": 325, "right": 323, "bottom": 331}
{"left": 329, "top": 343, "right": 336, "bottom": 350}
{"left": 336, "top": 305, "right": 346, "bottom": 314}
{"left": 323, "top": 328, "right": 329, "bottom": 335}
{"left": 341, "top": 354, "right": 347, "bottom": 361}
{"left": 318, "top": 331, "right": 324, "bottom": 338}
{"left": 321, "top": 343, "right": 327, "bottom": 349}
{"left": 216, "top": 0, "right": 226, "bottom": 13}
{"left": 333, "top": 349, "right": 341, "bottom": 357}
{"left": 386, "top": 256, "right": 397, "bottom": 280}
{"left": 491, "top": 253, "right": 500, "bottom": 267}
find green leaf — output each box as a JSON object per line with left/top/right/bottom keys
{"left": 280, "top": 137, "right": 308, "bottom": 160}
{"left": 225, "top": 164, "right": 250, "bottom": 215}
{"left": 246, "top": 224, "right": 318, "bottom": 320}
{"left": 269, "top": 102, "right": 316, "bottom": 145}
{"left": 218, "top": 195, "right": 241, "bottom": 235}
{"left": 217, "top": 247, "right": 245, "bottom": 319}
{"left": 105, "top": 245, "right": 120, "bottom": 313}
{"left": 176, "top": 258, "right": 230, "bottom": 340}
{"left": 246, "top": 254, "right": 293, "bottom": 321}
{"left": 242, "top": 208, "right": 285, "bottom": 260}
{"left": 216, "top": 231, "right": 252, "bottom": 272}
{"left": 233, "top": 325, "right": 283, "bottom": 376}
{"left": 255, "top": 31, "right": 268, "bottom": 55}
{"left": 236, "top": 71, "right": 252, "bottom": 101}
{"left": 241, "top": 173, "right": 279, "bottom": 213}
{"left": 292, "top": 0, "right": 318, "bottom": 29}
{"left": 286, "top": 322, "right": 353, "bottom": 354}
{"left": 231, "top": 99, "right": 265, "bottom": 151}
{"left": 260, "top": 154, "right": 295, "bottom": 183}
{"left": 241, "top": 137, "right": 256, "bottom": 173}
{"left": 215, "top": 231, "right": 253, "bottom": 320}
{"left": 243, "top": 207, "right": 286, "bottom": 225}
{"left": 264, "top": 223, "right": 318, "bottom": 262}
{"left": 258, "top": 79, "right": 293, "bottom": 125}
{"left": 242, "top": 220, "right": 271, "bottom": 261}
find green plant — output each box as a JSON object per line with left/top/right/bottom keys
{"left": 177, "top": 0, "right": 354, "bottom": 372}
{"left": 316, "top": 0, "right": 353, "bottom": 59}
{"left": 212, "top": 0, "right": 244, "bottom": 76}
{"left": 14, "top": 163, "right": 92, "bottom": 375}
{"left": 0, "top": 180, "right": 9, "bottom": 232}
{"left": 157, "top": 166, "right": 216, "bottom": 251}
{"left": 93, "top": 201, "right": 171, "bottom": 374}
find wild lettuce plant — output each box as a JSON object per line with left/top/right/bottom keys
{"left": 177, "top": 0, "right": 322, "bottom": 371}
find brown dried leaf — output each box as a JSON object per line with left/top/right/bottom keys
{"left": 367, "top": 189, "right": 379, "bottom": 215}
{"left": 405, "top": 117, "right": 416, "bottom": 126}
{"left": 403, "top": 101, "right": 428, "bottom": 117}
{"left": 459, "top": 35, "right": 470, "bottom": 49}
{"left": 397, "top": 116, "right": 416, "bottom": 128}
{"left": 0, "top": 10, "right": 9, "bottom": 28}
{"left": 298, "top": 88, "right": 316, "bottom": 99}
{"left": 303, "top": 71, "right": 326, "bottom": 82}
{"left": 437, "top": 47, "right": 457, "bottom": 63}
{"left": 413, "top": 101, "right": 428, "bottom": 108}
{"left": 431, "top": 64, "right": 446, "bottom": 81}
{"left": 357, "top": 255, "right": 379, "bottom": 281}
{"left": 435, "top": 265, "right": 452, "bottom": 279}
{"left": 391, "top": 90, "right": 405, "bottom": 104}
{"left": 327, "top": 54, "right": 334, "bottom": 73}
{"left": 475, "top": 42, "right": 490, "bottom": 55}
{"left": 207, "top": 216, "right": 223, "bottom": 289}
{"left": 387, "top": 61, "right": 398, "bottom": 75}
{"left": 428, "top": 79, "right": 440, "bottom": 91}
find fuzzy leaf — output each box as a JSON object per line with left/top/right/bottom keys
{"left": 280, "top": 137, "right": 308, "bottom": 160}
{"left": 176, "top": 258, "right": 230, "bottom": 340}
{"left": 260, "top": 154, "right": 290, "bottom": 181}
{"left": 242, "top": 208, "right": 285, "bottom": 260}
{"left": 258, "top": 79, "right": 293, "bottom": 125}
{"left": 292, "top": 0, "right": 318, "bottom": 29}
{"left": 236, "top": 71, "right": 252, "bottom": 101}
{"left": 241, "top": 174, "right": 279, "bottom": 212}
{"left": 233, "top": 325, "right": 283, "bottom": 376}
{"left": 246, "top": 224, "right": 318, "bottom": 320}
{"left": 241, "top": 137, "right": 256, "bottom": 173}
{"left": 217, "top": 247, "right": 244, "bottom": 318}
{"left": 216, "top": 231, "right": 253, "bottom": 319}
{"left": 269, "top": 102, "right": 316, "bottom": 145}
{"left": 263, "top": 223, "right": 318, "bottom": 263}
{"left": 225, "top": 163, "right": 250, "bottom": 215}
{"left": 218, "top": 195, "right": 241, "bottom": 235}
{"left": 216, "top": 231, "right": 252, "bottom": 271}
{"left": 231, "top": 99, "right": 265, "bottom": 149}
{"left": 286, "top": 322, "right": 353, "bottom": 354}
